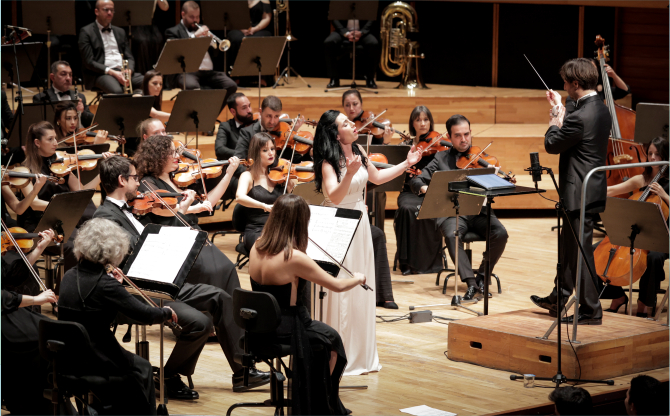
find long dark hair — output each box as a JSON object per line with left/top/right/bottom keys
{"left": 255, "top": 194, "right": 310, "bottom": 261}
{"left": 643, "top": 136, "right": 669, "bottom": 183}
{"left": 142, "top": 70, "right": 163, "bottom": 111}
{"left": 135, "top": 135, "right": 173, "bottom": 178}
{"left": 23, "top": 121, "right": 55, "bottom": 174}
{"left": 313, "top": 110, "right": 367, "bottom": 193}
{"left": 53, "top": 101, "right": 77, "bottom": 140}
{"left": 341, "top": 89, "right": 362, "bottom": 106}
{"left": 408, "top": 105, "right": 434, "bottom": 137}
{"left": 248, "top": 132, "right": 276, "bottom": 179}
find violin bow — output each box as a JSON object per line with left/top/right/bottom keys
{"left": 462, "top": 141, "right": 494, "bottom": 169}
{"left": 71, "top": 125, "right": 82, "bottom": 190}
{"left": 278, "top": 113, "right": 301, "bottom": 162}
{"left": 308, "top": 236, "right": 372, "bottom": 291}
{"left": 284, "top": 141, "right": 298, "bottom": 195}
{"left": 421, "top": 130, "right": 449, "bottom": 153}
{"left": 104, "top": 264, "right": 182, "bottom": 331}
{"left": 56, "top": 123, "right": 99, "bottom": 145}
{"left": 1, "top": 219, "right": 48, "bottom": 292}
{"left": 1, "top": 154, "right": 14, "bottom": 182}
{"left": 358, "top": 109, "right": 387, "bottom": 132}
{"left": 140, "top": 180, "right": 212, "bottom": 246}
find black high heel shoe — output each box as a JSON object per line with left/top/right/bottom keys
{"left": 605, "top": 295, "right": 628, "bottom": 314}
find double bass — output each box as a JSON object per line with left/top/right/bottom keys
{"left": 595, "top": 35, "right": 646, "bottom": 196}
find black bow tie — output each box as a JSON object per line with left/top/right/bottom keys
{"left": 120, "top": 203, "right": 132, "bottom": 213}
{"left": 101, "top": 26, "right": 112, "bottom": 33}
{"left": 57, "top": 91, "right": 70, "bottom": 97}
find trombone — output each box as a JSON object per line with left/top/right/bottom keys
{"left": 195, "top": 23, "right": 230, "bottom": 51}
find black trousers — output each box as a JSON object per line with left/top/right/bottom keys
{"left": 163, "top": 282, "right": 244, "bottom": 376}
{"left": 549, "top": 212, "right": 603, "bottom": 318}
{"left": 324, "top": 32, "right": 379, "bottom": 80}
{"left": 93, "top": 72, "right": 143, "bottom": 94}
{"left": 173, "top": 70, "right": 237, "bottom": 114}
{"left": 371, "top": 224, "right": 394, "bottom": 303}
{"left": 437, "top": 208, "right": 508, "bottom": 283}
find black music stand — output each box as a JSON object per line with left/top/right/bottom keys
{"left": 6, "top": 102, "right": 54, "bottom": 149}
{"left": 60, "top": 143, "right": 110, "bottom": 185}
{"left": 34, "top": 190, "right": 95, "bottom": 290}
{"left": 600, "top": 197, "right": 669, "bottom": 316}
{"left": 92, "top": 95, "right": 154, "bottom": 155}
{"left": 111, "top": 1, "right": 155, "bottom": 47}
{"left": 325, "top": 1, "right": 379, "bottom": 94}
{"left": 230, "top": 37, "right": 287, "bottom": 109}
{"left": 635, "top": 103, "right": 669, "bottom": 144}
{"left": 292, "top": 181, "right": 325, "bottom": 205}
{"left": 155, "top": 37, "right": 211, "bottom": 92}
{"left": 199, "top": 1, "right": 249, "bottom": 73}
{"left": 166, "top": 90, "right": 226, "bottom": 149}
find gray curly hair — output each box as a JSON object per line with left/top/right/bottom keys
{"left": 73, "top": 218, "right": 130, "bottom": 266}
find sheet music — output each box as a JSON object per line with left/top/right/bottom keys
{"left": 126, "top": 227, "right": 198, "bottom": 284}
{"left": 306, "top": 206, "right": 360, "bottom": 264}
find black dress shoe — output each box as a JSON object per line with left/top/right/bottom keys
{"left": 463, "top": 285, "right": 483, "bottom": 301}
{"left": 366, "top": 78, "right": 378, "bottom": 89}
{"left": 232, "top": 368, "right": 271, "bottom": 392}
{"left": 161, "top": 374, "right": 199, "bottom": 400}
{"left": 561, "top": 314, "right": 602, "bottom": 325}
{"left": 326, "top": 79, "right": 340, "bottom": 88}
{"left": 530, "top": 295, "right": 565, "bottom": 317}
{"left": 477, "top": 280, "right": 493, "bottom": 298}
{"left": 377, "top": 301, "right": 399, "bottom": 309}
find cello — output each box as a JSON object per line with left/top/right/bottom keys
{"left": 595, "top": 35, "right": 646, "bottom": 196}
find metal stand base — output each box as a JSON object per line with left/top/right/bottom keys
{"left": 273, "top": 66, "right": 311, "bottom": 89}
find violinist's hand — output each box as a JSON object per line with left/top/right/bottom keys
{"left": 287, "top": 178, "right": 297, "bottom": 193}
{"left": 419, "top": 185, "right": 428, "bottom": 195}
{"left": 195, "top": 24, "right": 210, "bottom": 38}
{"left": 195, "top": 200, "right": 213, "bottom": 213}
{"left": 179, "top": 189, "right": 197, "bottom": 214}
{"left": 406, "top": 145, "right": 423, "bottom": 166}
{"left": 34, "top": 290, "right": 58, "bottom": 306}
{"left": 35, "top": 229, "right": 55, "bottom": 253}
{"left": 164, "top": 306, "right": 178, "bottom": 324}
{"left": 294, "top": 115, "right": 305, "bottom": 131}
{"left": 94, "top": 130, "right": 109, "bottom": 144}
{"left": 345, "top": 154, "right": 362, "bottom": 177}
{"left": 101, "top": 152, "right": 114, "bottom": 159}
{"left": 76, "top": 98, "right": 85, "bottom": 113}
{"left": 649, "top": 182, "right": 669, "bottom": 205}
{"left": 549, "top": 105, "right": 566, "bottom": 129}
{"left": 546, "top": 89, "right": 562, "bottom": 107}
{"left": 354, "top": 272, "right": 366, "bottom": 287}
{"left": 34, "top": 174, "right": 48, "bottom": 191}
{"left": 108, "top": 267, "right": 124, "bottom": 284}
{"left": 262, "top": 203, "right": 272, "bottom": 213}
{"left": 226, "top": 156, "right": 240, "bottom": 176}
{"left": 382, "top": 126, "right": 394, "bottom": 144}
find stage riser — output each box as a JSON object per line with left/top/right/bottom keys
{"left": 447, "top": 309, "right": 669, "bottom": 380}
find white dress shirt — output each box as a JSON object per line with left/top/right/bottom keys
{"left": 95, "top": 20, "right": 124, "bottom": 72}
{"left": 182, "top": 20, "right": 213, "bottom": 71}
{"left": 106, "top": 196, "right": 146, "bottom": 235}
{"left": 346, "top": 20, "right": 360, "bottom": 32}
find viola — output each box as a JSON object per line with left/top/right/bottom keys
{"left": 354, "top": 111, "right": 410, "bottom": 141}
{"left": 49, "top": 150, "right": 107, "bottom": 177}
{"left": 267, "top": 158, "right": 315, "bottom": 185}
{"left": 415, "top": 131, "right": 452, "bottom": 155}
{"left": 172, "top": 158, "right": 253, "bottom": 188}
{"left": 455, "top": 144, "right": 516, "bottom": 183}
{"left": 594, "top": 166, "right": 669, "bottom": 287}
{"left": 368, "top": 153, "right": 421, "bottom": 176}
{"left": 128, "top": 190, "right": 205, "bottom": 215}
{"left": 1, "top": 166, "right": 64, "bottom": 189}
{"left": 1, "top": 226, "right": 63, "bottom": 255}
{"left": 268, "top": 121, "right": 314, "bottom": 155}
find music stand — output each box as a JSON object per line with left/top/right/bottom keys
{"left": 230, "top": 37, "right": 287, "bottom": 109}
{"left": 166, "top": 90, "right": 226, "bottom": 149}
{"left": 6, "top": 102, "right": 54, "bottom": 149}
{"left": 600, "top": 197, "right": 669, "bottom": 317}
{"left": 325, "top": 1, "right": 379, "bottom": 94}
{"left": 635, "top": 103, "right": 669, "bottom": 144}
{"left": 154, "top": 37, "right": 211, "bottom": 92}
{"left": 34, "top": 190, "right": 95, "bottom": 290}
{"left": 292, "top": 181, "right": 325, "bottom": 205}
{"left": 92, "top": 95, "right": 154, "bottom": 155}
{"left": 417, "top": 169, "right": 489, "bottom": 315}
{"left": 111, "top": 1, "right": 155, "bottom": 47}
{"left": 60, "top": 143, "right": 110, "bottom": 185}
{"left": 199, "top": 1, "right": 249, "bottom": 72}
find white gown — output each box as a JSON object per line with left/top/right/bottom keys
{"left": 322, "top": 165, "right": 381, "bottom": 376}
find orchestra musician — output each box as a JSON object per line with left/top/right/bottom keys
{"left": 394, "top": 106, "right": 445, "bottom": 276}
{"left": 598, "top": 136, "right": 669, "bottom": 318}
{"left": 342, "top": 89, "right": 393, "bottom": 145}
{"left": 138, "top": 117, "right": 167, "bottom": 141}
{"left": 32, "top": 60, "right": 95, "bottom": 128}
{"left": 324, "top": 20, "right": 380, "bottom": 89}
{"left": 216, "top": 93, "right": 255, "bottom": 161}
{"left": 78, "top": 0, "right": 144, "bottom": 94}
{"left": 313, "top": 109, "right": 421, "bottom": 374}
{"left": 137, "top": 70, "right": 171, "bottom": 123}
{"left": 409, "top": 114, "right": 509, "bottom": 301}
{"left": 248, "top": 194, "right": 361, "bottom": 414}
{"left": 165, "top": 1, "right": 237, "bottom": 114}
{"left": 1, "top": 173, "right": 47, "bottom": 228}
{"left": 53, "top": 101, "right": 108, "bottom": 145}
{"left": 592, "top": 60, "right": 630, "bottom": 102}
{"left": 531, "top": 58, "right": 610, "bottom": 325}
{"left": 93, "top": 156, "right": 271, "bottom": 397}
{"left": 225, "top": 0, "right": 273, "bottom": 77}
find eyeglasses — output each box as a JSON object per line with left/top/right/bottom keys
{"left": 124, "top": 174, "right": 139, "bottom": 181}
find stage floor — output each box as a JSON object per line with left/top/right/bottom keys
{"left": 34, "top": 215, "right": 668, "bottom": 415}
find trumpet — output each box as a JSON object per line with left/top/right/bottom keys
{"left": 195, "top": 23, "right": 230, "bottom": 52}
{"left": 122, "top": 57, "right": 131, "bottom": 94}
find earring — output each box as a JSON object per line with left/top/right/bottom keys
{"left": 56, "top": 122, "right": 60, "bottom": 126}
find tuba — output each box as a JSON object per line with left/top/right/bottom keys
{"left": 380, "top": 1, "right": 428, "bottom": 89}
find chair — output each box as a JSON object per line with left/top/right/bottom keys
{"left": 211, "top": 204, "right": 250, "bottom": 269}
{"left": 39, "top": 319, "right": 133, "bottom": 415}
{"left": 227, "top": 288, "right": 292, "bottom": 416}
{"left": 435, "top": 231, "right": 502, "bottom": 295}
{"left": 88, "top": 87, "right": 104, "bottom": 106}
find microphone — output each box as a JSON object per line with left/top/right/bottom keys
{"left": 529, "top": 152, "right": 542, "bottom": 184}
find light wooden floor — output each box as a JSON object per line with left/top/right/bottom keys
{"left": 36, "top": 216, "right": 665, "bottom": 415}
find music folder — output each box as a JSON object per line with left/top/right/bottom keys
{"left": 306, "top": 205, "right": 362, "bottom": 277}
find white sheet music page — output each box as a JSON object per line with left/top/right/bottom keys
{"left": 126, "top": 227, "right": 198, "bottom": 284}
{"left": 306, "top": 205, "right": 359, "bottom": 264}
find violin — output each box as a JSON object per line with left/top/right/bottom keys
{"left": 268, "top": 121, "right": 314, "bottom": 155}
{"left": 415, "top": 131, "right": 452, "bottom": 155}
{"left": 368, "top": 153, "right": 421, "bottom": 176}
{"left": 267, "top": 159, "right": 315, "bottom": 185}
{"left": 60, "top": 125, "right": 126, "bottom": 146}
{"left": 594, "top": 166, "right": 669, "bottom": 287}
{"left": 49, "top": 150, "right": 106, "bottom": 177}
{"left": 455, "top": 143, "right": 516, "bottom": 183}
{"left": 1, "top": 226, "right": 63, "bottom": 255}
{"left": 172, "top": 158, "right": 253, "bottom": 188}
{"left": 128, "top": 190, "right": 206, "bottom": 215}
{"left": 173, "top": 139, "right": 201, "bottom": 164}
{"left": 1, "top": 166, "right": 64, "bottom": 189}
{"left": 355, "top": 111, "right": 410, "bottom": 141}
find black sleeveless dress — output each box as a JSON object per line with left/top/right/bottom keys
{"left": 250, "top": 278, "right": 348, "bottom": 415}
{"left": 243, "top": 183, "right": 282, "bottom": 252}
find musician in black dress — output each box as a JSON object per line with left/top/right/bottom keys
{"left": 248, "top": 193, "right": 365, "bottom": 414}
{"left": 93, "top": 156, "right": 270, "bottom": 396}
{"left": 394, "top": 106, "right": 445, "bottom": 276}
{"left": 53, "top": 101, "right": 108, "bottom": 145}
{"left": 225, "top": 0, "right": 273, "bottom": 74}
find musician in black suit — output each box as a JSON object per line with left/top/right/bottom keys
{"left": 324, "top": 19, "right": 380, "bottom": 89}
{"left": 93, "top": 156, "right": 270, "bottom": 396}
{"left": 531, "top": 58, "right": 610, "bottom": 325}
{"left": 78, "top": 0, "right": 144, "bottom": 94}
{"left": 32, "top": 61, "right": 94, "bottom": 128}
{"left": 216, "top": 93, "right": 255, "bottom": 160}
{"left": 409, "top": 114, "right": 509, "bottom": 302}
{"left": 165, "top": 1, "right": 237, "bottom": 113}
